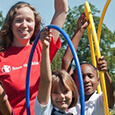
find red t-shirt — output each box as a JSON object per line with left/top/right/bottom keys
{"left": 0, "top": 37, "right": 61, "bottom": 115}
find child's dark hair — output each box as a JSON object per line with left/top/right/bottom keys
{"left": 80, "top": 61, "right": 98, "bottom": 71}
{"left": 73, "top": 61, "right": 98, "bottom": 80}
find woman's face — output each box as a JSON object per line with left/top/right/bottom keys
{"left": 51, "top": 83, "right": 73, "bottom": 111}
{"left": 12, "top": 6, "right": 35, "bottom": 46}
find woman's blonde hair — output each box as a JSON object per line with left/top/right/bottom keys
{"left": 0, "top": 2, "right": 41, "bottom": 51}
{"left": 51, "top": 69, "right": 78, "bottom": 108}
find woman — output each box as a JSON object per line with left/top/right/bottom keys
{"left": 0, "top": 0, "right": 68, "bottom": 114}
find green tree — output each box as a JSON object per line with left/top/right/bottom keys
{"left": 0, "top": 11, "right": 4, "bottom": 28}
{"left": 51, "top": 3, "right": 115, "bottom": 84}
{"left": 51, "top": 47, "right": 64, "bottom": 70}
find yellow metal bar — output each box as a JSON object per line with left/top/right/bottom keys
{"left": 87, "top": 25, "right": 101, "bottom": 94}
{"left": 87, "top": 25, "right": 96, "bottom": 65}
{"left": 97, "top": 0, "right": 111, "bottom": 43}
{"left": 84, "top": 1, "right": 110, "bottom": 115}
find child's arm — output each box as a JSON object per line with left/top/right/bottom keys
{"left": 97, "top": 56, "right": 115, "bottom": 108}
{"left": 62, "top": 12, "right": 89, "bottom": 74}
{"left": 51, "top": 0, "right": 68, "bottom": 43}
{"left": 0, "top": 82, "right": 13, "bottom": 115}
{"left": 37, "top": 27, "right": 52, "bottom": 105}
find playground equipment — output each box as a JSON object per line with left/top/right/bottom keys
{"left": 84, "top": 1, "right": 111, "bottom": 115}
{"left": 26, "top": 25, "right": 85, "bottom": 115}
{"left": 97, "top": 0, "right": 111, "bottom": 43}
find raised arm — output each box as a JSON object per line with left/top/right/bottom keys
{"left": 97, "top": 56, "right": 115, "bottom": 108}
{"left": 37, "top": 27, "right": 52, "bottom": 105}
{"left": 61, "top": 12, "right": 89, "bottom": 74}
{"left": 51, "top": 0, "right": 68, "bottom": 43}
{"left": 0, "top": 82, "right": 13, "bottom": 115}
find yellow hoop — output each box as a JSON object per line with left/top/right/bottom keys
{"left": 97, "top": 0, "right": 111, "bottom": 43}
{"left": 87, "top": 25, "right": 102, "bottom": 94}
{"left": 84, "top": 1, "right": 110, "bottom": 115}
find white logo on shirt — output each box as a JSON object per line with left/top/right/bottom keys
{"left": 1, "top": 61, "right": 39, "bottom": 73}
{"left": 1, "top": 65, "right": 11, "bottom": 73}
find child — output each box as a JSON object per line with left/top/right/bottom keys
{"left": 0, "top": 82, "right": 13, "bottom": 115}
{"left": 62, "top": 13, "right": 114, "bottom": 114}
{"left": 0, "top": 0, "right": 68, "bottom": 114}
{"left": 34, "top": 27, "right": 78, "bottom": 115}
{"left": 72, "top": 58, "right": 114, "bottom": 115}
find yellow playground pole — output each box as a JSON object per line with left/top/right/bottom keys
{"left": 87, "top": 25, "right": 101, "bottom": 94}
{"left": 87, "top": 0, "right": 111, "bottom": 94}
{"left": 97, "top": 0, "right": 111, "bottom": 43}
{"left": 87, "top": 26, "right": 96, "bottom": 65}
{"left": 84, "top": 1, "right": 110, "bottom": 115}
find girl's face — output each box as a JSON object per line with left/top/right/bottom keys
{"left": 12, "top": 7, "right": 35, "bottom": 46}
{"left": 51, "top": 83, "right": 73, "bottom": 111}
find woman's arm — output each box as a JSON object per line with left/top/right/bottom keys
{"left": 51, "top": 0, "right": 68, "bottom": 43}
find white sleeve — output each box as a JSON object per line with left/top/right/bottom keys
{"left": 34, "top": 96, "right": 53, "bottom": 115}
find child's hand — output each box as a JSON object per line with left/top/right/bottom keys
{"left": 40, "top": 27, "right": 52, "bottom": 47}
{"left": 0, "top": 82, "right": 4, "bottom": 95}
{"left": 0, "top": 82, "right": 6, "bottom": 103}
{"left": 97, "top": 56, "right": 107, "bottom": 72}
{"left": 77, "top": 12, "right": 89, "bottom": 30}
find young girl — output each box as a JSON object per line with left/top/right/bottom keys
{"left": 34, "top": 28, "right": 78, "bottom": 115}
{"left": 0, "top": 0, "right": 68, "bottom": 114}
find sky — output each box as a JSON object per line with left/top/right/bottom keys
{"left": 0, "top": 0, "right": 115, "bottom": 47}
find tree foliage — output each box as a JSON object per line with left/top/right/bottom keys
{"left": 0, "top": 11, "right": 4, "bottom": 28}
{"left": 51, "top": 3, "right": 115, "bottom": 84}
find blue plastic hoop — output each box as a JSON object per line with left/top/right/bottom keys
{"left": 26, "top": 24, "right": 85, "bottom": 115}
